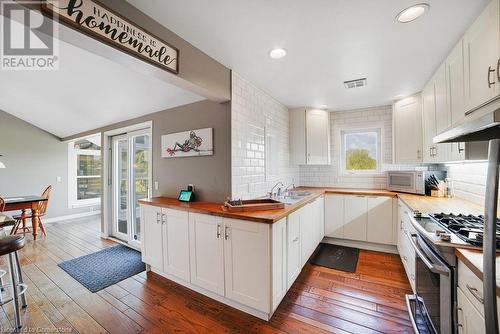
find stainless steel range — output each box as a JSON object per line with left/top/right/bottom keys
{"left": 406, "top": 211, "right": 498, "bottom": 333}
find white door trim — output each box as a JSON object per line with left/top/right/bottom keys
{"left": 102, "top": 121, "right": 152, "bottom": 248}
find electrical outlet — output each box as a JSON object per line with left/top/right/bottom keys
{"left": 56, "top": 176, "right": 62, "bottom": 182}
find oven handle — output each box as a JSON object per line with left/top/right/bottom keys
{"left": 406, "top": 232, "right": 449, "bottom": 276}
{"left": 405, "top": 295, "right": 420, "bottom": 333}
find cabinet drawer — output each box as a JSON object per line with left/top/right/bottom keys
{"left": 458, "top": 260, "right": 485, "bottom": 317}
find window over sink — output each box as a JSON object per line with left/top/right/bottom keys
{"left": 341, "top": 128, "right": 381, "bottom": 175}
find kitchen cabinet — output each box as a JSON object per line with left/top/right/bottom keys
{"left": 397, "top": 200, "right": 416, "bottom": 292}
{"left": 188, "top": 213, "right": 225, "bottom": 295}
{"left": 422, "top": 78, "right": 450, "bottom": 163}
{"left": 286, "top": 209, "right": 301, "bottom": 289}
{"left": 162, "top": 209, "right": 190, "bottom": 282}
{"left": 343, "top": 195, "right": 368, "bottom": 242}
{"left": 324, "top": 194, "right": 344, "bottom": 238}
{"left": 447, "top": 40, "right": 466, "bottom": 126}
{"left": 290, "top": 108, "right": 330, "bottom": 165}
{"left": 463, "top": 0, "right": 500, "bottom": 113}
{"left": 141, "top": 205, "right": 163, "bottom": 270}
{"left": 435, "top": 63, "right": 451, "bottom": 134}
{"left": 223, "top": 218, "right": 269, "bottom": 312}
{"left": 272, "top": 218, "right": 287, "bottom": 311}
{"left": 366, "top": 196, "right": 393, "bottom": 245}
{"left": 393, "top": 95, "right": 423, "bottom": 164}
{"left": 457, "top": 287, "right": 485, "bottom": 334}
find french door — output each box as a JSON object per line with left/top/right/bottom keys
{"left": 111, "top": 129, "right": 151, "bottom": 247}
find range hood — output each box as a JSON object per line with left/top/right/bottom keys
{"left": 434, "top": 99, "right": 500, "bottom": 143}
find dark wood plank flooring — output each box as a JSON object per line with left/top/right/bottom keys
{"left": 0, "top": 218, "right": 413, "bottom": 333}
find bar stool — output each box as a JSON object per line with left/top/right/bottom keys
{"left": 0, "top": 235, "right": 27, "bottom": 330}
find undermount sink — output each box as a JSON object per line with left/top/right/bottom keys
{"left": 286, "top": 191, "right": 312, "bottom": 198}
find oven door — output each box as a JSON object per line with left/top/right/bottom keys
{"left": 387, "top": 172, "right": 417, "bottom": 193}
{"left": 406, "top": 233, "right": 453, "bottom": 334}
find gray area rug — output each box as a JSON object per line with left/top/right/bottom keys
{"left": 58, "top": 244, "right": 146, "bottom": 292}
{"left": 309, "top": 243, "right": 360, "bottom": 273}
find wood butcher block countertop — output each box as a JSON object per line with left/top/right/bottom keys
{"left": 455, "top": 248, "right": 500, "bottom": 297}
{"left": 138, "top": 187, "right": 398, "bottom": 224}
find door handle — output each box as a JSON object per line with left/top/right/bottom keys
{"left": 458, "top": 142, "right": 465, "bottom": 153}
{"left": 417, "top": 149, "right": 421, "bottom": 160}
{"left": 488, "top": 66, "right": 496, "bottom": 88}
{"left": 406, "top": 232, "right": 450, "bottom": 276}
{"left": 292, "top": 236, "right": 299, "bottom": 242}
{"left": 156, "top": 212, "right": 160, "bottom": 224}
{"left": 224, "top": 226, "right": 229, "bottom": 240}
{"left": 216, "top": 224, "right": 221, "bottom": 239}
{"left": 161, "top": 213, "right": 166, "bottom": 224}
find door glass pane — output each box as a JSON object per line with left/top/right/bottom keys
{"left": 390, "top": 175, "right": 413, "bottom": 187}
{"left": 117, "top": 139, "right": 128, "bottom": 235}
{"left": 132, "top": 134, "right": 150, "bottom": 242}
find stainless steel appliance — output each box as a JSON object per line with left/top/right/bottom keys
{"left": 387, "top": 171, "right": 446, "bottom": 195}
{"left": 406, "top": 214, "right": 456, "bottom": 334}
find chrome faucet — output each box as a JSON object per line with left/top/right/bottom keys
{"left": 269, "top": 182, "right": 284, "bottom": 197}
{"left": 283, "top": 183, "right": 295, "bottom": 196}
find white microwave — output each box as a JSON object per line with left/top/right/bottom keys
{"left": 387, "top": 171, "right": 446, "bottom": 195}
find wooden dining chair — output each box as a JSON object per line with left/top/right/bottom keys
{"left": 11, "top": 185, "right": 52, "bottom": 236}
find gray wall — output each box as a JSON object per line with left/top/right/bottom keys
{"left": 66, "top": 99, "right": 232, "bottom": 203}
{"left": 0, "top": 110, "right": 99, "bottom": 218}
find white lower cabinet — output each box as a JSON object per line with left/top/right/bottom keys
{"left": 286, "top": 210, "right": 301, "bottom": 289}
{"left": 397, "top": 200, "right": 416, "bottom": 292}
{"left": 325, "top": 194, "right": 344, "bottom": 238}
{"left": 141, "top": 196, "right": 326, "bottom": 320}
{"left": 223, "top": 218, "right": 270, "bottom": 312}
{"left": 343, "top": 195, "right": 368, "bottom": 242}
{"left": 366, "top": 196, "right": 393, "bottom": 244}
{"left": 188, "top": 213, "right": 225, "bottom": 295}
{"left": 162, "top": 209, "right": 190, "bottom": 282}
{"left": 141, "top": 205, "right": 163, "bottom": 269}
{"left": 457, "top": 287, "right": 485, "bottom": 334}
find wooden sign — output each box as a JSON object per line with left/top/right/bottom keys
{"left": 42, "top": 0, "right": 179, "bottom": 74}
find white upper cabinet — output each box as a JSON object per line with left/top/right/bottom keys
{"left": 393, "top": 94, "right": 423, "bottom": 164}
{"left": 290, "top": 108, "right": 330, "bottom": 165}
{"left": 422, "top": 82, "right": 437, "bottom": 163}
{"left": 435, "top": 63, "right": 451, "bottom": 134}
{"left": 447, "top": 40, "right": 466, "bottom": 126}
{"left": 463, "top": 0, "right": 500, "bottom": 112}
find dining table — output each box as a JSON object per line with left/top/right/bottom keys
{"left": 3, "top": 196, "right": 48, "bottom": 240}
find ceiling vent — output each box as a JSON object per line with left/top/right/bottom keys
{"left": 344, "top": 78, "right": 367, "bottom": 89}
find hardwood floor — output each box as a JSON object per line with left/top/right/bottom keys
{"left": 0, "top": 218, "right": 414, "bottom": 333}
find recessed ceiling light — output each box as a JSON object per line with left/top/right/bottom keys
{"left": 318, "top": 105, "right": 328, "bottom": 109}
{"left": 396, "top": 3, "right": 430, "bottom": 23}
{"left": 269, "top": 48, "right": 287, "bottom": 59}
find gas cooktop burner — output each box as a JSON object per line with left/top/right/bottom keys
{"left": 429, "top": 213, "right": 500, "bottom": 248}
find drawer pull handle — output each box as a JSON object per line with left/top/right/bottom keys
{"left": 497, "top": 59, "right": 500, "bottom": 83}
{"left": 488, "top": 66, "right": 496, "bottom": 88}
{"left": 466, "top": 284, "right": 484, "bottom": 304}
{"left": 224, "top": 226, "right": 230, "bottom": 240}
{"left": 403, "top": 255, "right": 408, "bottom": 262}
{"left": 216, "top": 224, "right": 221, "bottom": 239}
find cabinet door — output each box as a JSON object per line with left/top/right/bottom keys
{"left": 422, "top": 82, "right": 437, "bottom": 163}
{"left": 447, "top": 40, "right": 466, "bottom": 126}
{"left": 162, "top": 209, "right": 190, "bottom": 282}
{"left": 272, "top": 218, "right": 287, "bottom": 311}
{"left": 316, "top": 196, "right": 325, "bottom": 244}
{"left": 325, "top": 194, "right": 344, "bottom": 238}
{"left": 300, "top": 204, "right": 314, "bottom": 266}
{"left": 366, "top": 196, "right": 394, "bottom": 245}
{"left": 343, "top": 196, "right": 368, "bottom": 241}
{"left": 223, "top": 218, "right": 270, "bottom": 313}
{"left": 464, "top": 0, "right": 500, "bottom": 112}
{"left": 141, "top": 205, "right": 163, "bottom": 269}
{"left": 287, "top": 210, "right": 301, "bottom": 289}
{"left": 306, "top": 109, "right": 330, "bottom": 165}
{"left": 435, "top": 63, "right": 451, "bottom": 134}
{"left": 189, "top": 213, "right": 225, "bottom": 295}
{"left": 457, "top": 287, "right": 485, "bottom": 334}
{"left": 393, "top": 95, "right": 423, "bottom": 163}
{"left": 289, "top": 108, "right": 307, "bottom": 165}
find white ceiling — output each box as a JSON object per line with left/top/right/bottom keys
{"left": 0, "top": 34, "right": 204, "bottom": 138}
{"left": 127, "top": 0, "right": 489, "bottom": 110}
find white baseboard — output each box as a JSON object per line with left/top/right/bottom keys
{"left": 322, "top": 237, "right": 399, "bottom": 254}
{"left": 45, "top": 211, "right": 101, "bottom": 224}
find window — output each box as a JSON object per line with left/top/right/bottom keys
{"left": 68, "top": 134, "right": 102, "bottom": 207}
{"left": 341, "top": 128, "right": 381, "bottom": 174}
